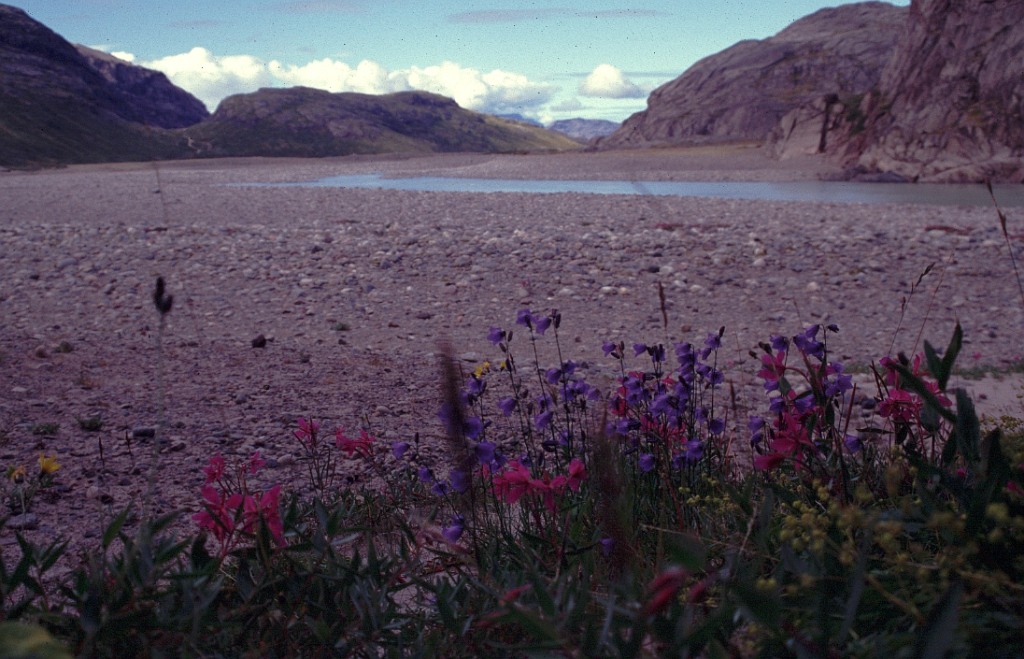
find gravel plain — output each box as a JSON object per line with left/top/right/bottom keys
{"left": 2, "top": 145, "right": 1023, "bottom": 555}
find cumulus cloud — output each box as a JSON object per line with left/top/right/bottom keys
{"left": 139, "top": 48, "right": 555, "bottom": 115}
{"left": 142, "top": 47, "right": 275, "bottom": 109}
{"left": 578, "top": 64, "right": 644, "bottom": 99}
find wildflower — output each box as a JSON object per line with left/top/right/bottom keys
{"left": 491, "top": 461, "right": 539, "bottom": 505}
{"left": 700, "top": 331, "right": 721, "bottom": 360}
{"left": 753, "top": 452, "right": 786, "bottom": 471}
{"left": 600, "top": 537, "right": 615, "bottom": 556}
{"left": 757, "top": 350, "right": 786, "bottom": 389}
{"left": 534, "top": 409, "right": 553, "bottom": 430}
{"left": 770, "top": 335, "right": 790, "bottom": 352}
{"left": 515, "top": 308, "right": 533, "bottom": 329}
{"left": 449, "top": 469, "right": 470, "bottom": 494}
{"left": 707, "top": 418, "right": 725, "bottom": 435}
{"left": 639, "top": 453, "right": 656, "bottom": 473}
{"left": 844, "top": 434, "right": 862, "bottom": 453}
{"left": 602, "top": 340, "right": 622, "bottom": 358}
{"left": 442, "top": 515, "right": 465, "bottom": 543}
{"left": 748, "top": 416, "right": 765, "bottom": 445}
{"left": 418, "top": 467, "right": 434, "bottom": 483}
{"left": 203, "top": 455, "right": 226, "bottom": 485}
{"left": 335, "top": 427, "right": 374, "bottom": 457}
{"left": 793, "top": 325, "right": 824, "bottom": 359}
{"left": 474, "top": 441, "right": 496, "bottom": 465}
{"left": 248, "top": 451, "right": 266, "bottom": 474}
{"left": 633, "top": 342, "right": 648, "bottom": 357}
{"left": 294, "top": 417, "right": 320, "bottom": 448}
{"left": 7, "top": 465, "right": 26, "bottom": 484}
{"left": 38, "top": 453, "right": 61, "bottom": 476}
{"left": 532, "top": 312, "right": 552, "bottom": 335}
{"left": 643, "top": 566, "right": 688, "bottom": 615}
{"left": 392, "top": 441, "right": 410, "bottom": 459}
{"left": 486, "top": 326, "right": 505, "bottom": 346}
{"left": 685, "top": 439, "right": 704, "bottom": 462}
{"left": 497, "top": 396, "right": 517, "bottom": 416}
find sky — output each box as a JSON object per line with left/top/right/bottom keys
{"left": 14, "top": 1, "right": 910, "bottom": 125}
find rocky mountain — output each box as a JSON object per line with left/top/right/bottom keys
{"left": 1, "top": 4, "right": 576, "bottom": 166}
{"left": 182, "top": 87, "right": 579, "bottom": 158}
{"left": 0, "top": 3, "right": 196, "bottom": 166}
{"left": 74, "top": 45, "right": 209, "bottom": 129}
{"left": 598, "top": 2, "right": 905, "bottom": 149}
{"left": 548, "top": 118, "right": 620, "bottom": 143}
{"left": 834, "top": 0, "right": 1024, "bottom": 182}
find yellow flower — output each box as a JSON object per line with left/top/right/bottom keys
{"left": 7, "top": 465, "right": 27, "bottom": 483}
{"left": 38, "top": 453, "right": 61, "bottom": 475}
{"left": 473, "top": 361, "right": 491, "bottom": 378}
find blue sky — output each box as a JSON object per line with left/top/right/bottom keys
{"left": 15, "top": 1, "right": 910, "bottom": 124}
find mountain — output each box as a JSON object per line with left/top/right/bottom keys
{"left": 598, "top": 2, "right": 905, "bottom": 149}
{"left": 0, "top": 3, "right": 196, "bottom": 166}
{"left": 1, "top": 4, "right": 577, "bottom": 166}
{"left": 182, "top": 87, "right": 579, "bottom": 158}
{"left": 74, "top": 45, "right": 209, "bottom": 129}
{"left": 836, "top": 0, "right": 1024, "bottom": 182}
{"left": 548, "top": 118, "right": 620, "bottom": 143}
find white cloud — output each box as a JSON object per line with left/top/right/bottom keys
{"left": 142, "top": 47, "right": 275, "bottom": 110}
{"left": 578, "top": 64, "right": 644, "bottom": 99}
{"left": 110, "top": 51, "right": 136, "bottom": 63}
{"left": 139, "top": 48, "right": 556, "bottom": 115}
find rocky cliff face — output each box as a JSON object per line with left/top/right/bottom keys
{"left": 75, "top": 45, "right": 209, "bottom": 129}
{"left": 844, "top": 0, "right": 1024, "bottom": 182}
{"left": 598, "top": 2, "right": 905, "bottom": 149}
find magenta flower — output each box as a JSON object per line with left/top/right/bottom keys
{"left": 203, "top": 455, "right": 226, "bottom": 485}
{"left": 335, "top": 427, "right": 374, "bottom": 458}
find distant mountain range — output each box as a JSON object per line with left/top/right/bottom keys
{"left": 4, "top": 1, "right": 1019, "bottom": 180}
{"left": 0, "top": 3, "right": 578, "bottom": 167}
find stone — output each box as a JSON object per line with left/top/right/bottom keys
{"left": 598, "top": 2, "right": 904, "bottom": 148}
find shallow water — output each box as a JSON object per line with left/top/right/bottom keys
{"left": 252, "top": 174, "right": 1024, "bottom": 207}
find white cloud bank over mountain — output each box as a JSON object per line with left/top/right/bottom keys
{"left": 578, "top": 64, "right": 644, "bottom": 99}
{"left": 133, "top": 48, "right": 555, "bottom": 116}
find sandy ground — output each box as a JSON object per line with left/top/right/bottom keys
{"left": 2, "top": 145, "right": 1023, "bottom": 557}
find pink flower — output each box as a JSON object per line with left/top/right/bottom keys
{"left": 335, "top": 427, "right": 374, "bottom": 457}
{"left": 248, "top": 451, "right": 266, "bottom": 474}
{"left": 757, "top": 350, "right": 787, "bottom": 385}
{"left": 491, "top": 461, "right": 538, "bottom": 505}
{"left": 294, "top": 417, "right": 320, "bottom": 449}
{"left": 203, "top": 455, "right": 226, "bottom": 485}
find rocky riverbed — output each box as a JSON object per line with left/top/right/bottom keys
{"left": 2, "top": 146, "right": 1023, "bottom": 556}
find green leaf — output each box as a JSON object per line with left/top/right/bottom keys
{"left": 953, "top": 389, "right": 981, "bottom": 466}
{"left": 102, "top": 508, "right": 130, "bottom": 550}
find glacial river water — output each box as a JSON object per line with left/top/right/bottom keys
{"left": 257, "top": 174, "right": 1024, "bottom": 207}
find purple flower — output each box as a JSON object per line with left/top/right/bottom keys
{"left": 535, "top": 409, "right": 554, "bottom": 430}
{"left": 793, "top": 325, "right": 824, "bottom": 359}
{"left": 794, "top": 394, "right": 816, "bottom": 415}
{"left": 770, "top": 335, "right": 790, "bottom": 353}
{"left": 748, "top": 416, "right": 765, "bottom": 445}
{"left": 844, "top": 434, "right": 862, "bottom": 453}
{"left": 474, "top": 441, "right": 496, "bottom": 465}
{"left": 650, "top": 344, "right": 666, "bottom": 363}
{"left": 545, "top": 367, "right": 562, "bottom": 384}
{"left": 639, "top": 453, "right": 656, "bottom": 473}
{"left": 602, "top": 340, "right": 618, "bottom": 358}
{"left": 464, "top": 416, "right": 484, "bottom": 440}
{"left": 516, "top": 308, "right": 533, "bottom": 328}
{"left": 449, "top": 469, "right": 470, "bottom": 493}
{"left": 685, "top": 439, "right": 704, "bottom": 462}
{"left": 700, "top": 331, "right": 722, "bottom": 359}
{"left": 431, "top": 480, "right": 449, "bottom": 496}
{"left": 487, "top": 326, "right": 505, "bottom": 346}
{"left": 708, "top": 418, "right": 725, "bottom": 435}
{"left": 442, "top": 515, "right": 465, "bottom": 543}
{"left": 533, "top": 313, "right": 552, "bottom": 335}
{"left": 497, "top": 397, "right": 517, "bottom": 416}
{"left": 392, "top": 441, "right": 410, "bottom": 460}
{"left": 827, "top": 324, "right": 840, "bottom": 333}
{"left": 600, "top": 537, "right": 614, "bottom": 556}
{"left": 633, "top": 342, "right": 648, "bottom": 357}
{"left": 418, "top": 467, "right": 434, "bottom": 483}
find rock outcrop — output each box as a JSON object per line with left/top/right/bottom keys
{"left": 598, "top": 2, "right": 905, "bottom": 149}
{"left": 842, "top": 0, "right": 1024, "bottom": 182}
{"left": 74, "top": 45, "right": 209, "bottom": 129}
{"left": 183, "top": 87, "right": 579, "bottom": 158}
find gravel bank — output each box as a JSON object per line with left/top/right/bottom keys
{"left": 2, "top": 148, "right": 1022, "bottom": 553}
